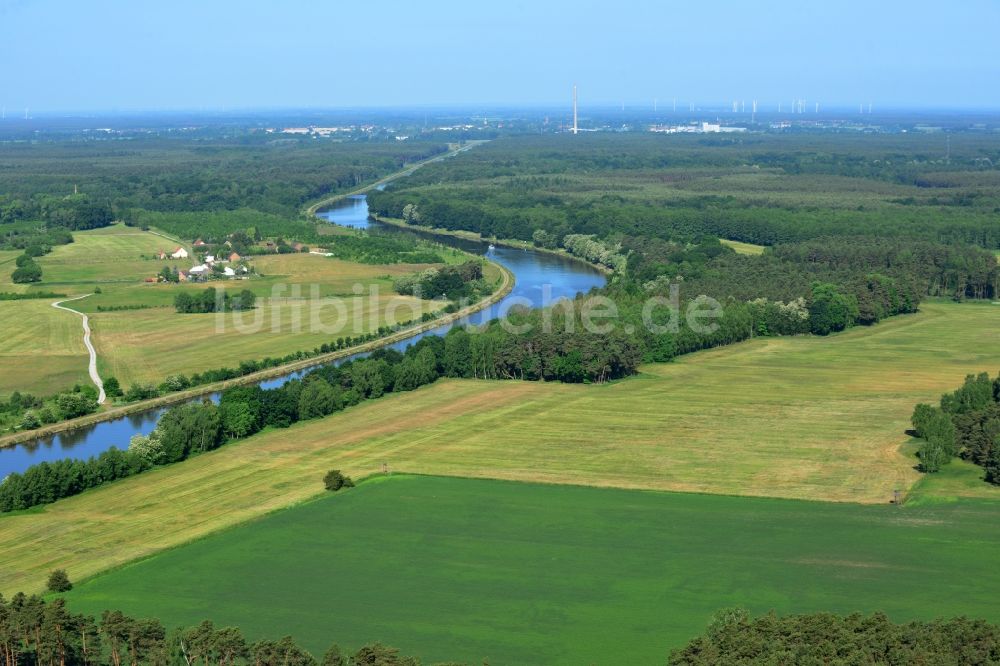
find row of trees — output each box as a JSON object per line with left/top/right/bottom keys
{"left": 1, "top": 385, "right": 100, "bottom": 435}
{"left": 0, "top": 291, "right": 65, "bottom": 301}
{"left": 0, "top": 226, "right": 73, "bottom": 253}
{"left": 670, "top": 608, "right": 1000, "bottom": 665}
{"left": 174, "top": 289, "right": 256, "bottom": 314}
{"left": 0, "top": 593, "right": 425, "bottom": 666}
{"left": 0, "top": 447, "right": 150, "bottom": 512}
{"left": 911, "top": 372, "right": 1000, "bottom": 480}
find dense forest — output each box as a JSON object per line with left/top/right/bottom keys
{"left": 0, "top": 140, "right": 446, "bottom": 220}
{"left": 911, "top": 371, "right": 1000, "bottom": 481}
{"left": 368, "top": 133, "right": 1000, "bottom": 248}
{"left": 0, "top": 592, "right": 428, "bottom": 666}
{"left": 669, "top": 608, "right": 1000, "bottom": 665}
{"left": 0, "top": 138, "right": 448, "bottom": 253}
{"left": 366, "top": 135, "right": 997, "bottom": 373}
{"left": 369, "top": 136, "right": 1000, "bottom": 303}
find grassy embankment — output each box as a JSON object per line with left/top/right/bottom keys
{"left": 1, "top": 300, "right": 997, "bottom": 594}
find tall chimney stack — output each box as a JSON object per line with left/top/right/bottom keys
{"left": 572, "top": 84, "right": 578, "bottom": 135}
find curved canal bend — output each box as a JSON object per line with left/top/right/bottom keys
{"left": 0, "top": 195, "right": 605, "bottom": 478}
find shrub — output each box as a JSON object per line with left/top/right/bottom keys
{"left": 46, "top": 569, "right": 72, "bottom": 592}
{"left": 323, "top": 470, "right": 354, "bottom": 492}
{"left": 56, "top": 392, "right": 98, "bottom": 419}
{"left": 103, "top": 376, "right": 123, "bottom": 398}
{"left": 18, "top": 411, "right": 41, "bottom": 431}
{"left": 11, "top": 260, "right": 42, "bottom": 283}
{"left": 124, "top": 383, "right": 160, "bottom": 402}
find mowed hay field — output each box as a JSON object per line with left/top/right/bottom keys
{"left": 2, "top": 300, "right": 999, "bottom": 593}
{"left": 60, "top": 475, "right": 1000, "bottom": 665}
{"left": 36, "top": 224, "right": 175, "bottom": 285}
{"left": 92, "top": 292, "right": 441, "bottom": 387}
{"left": 0, "top": 300, "right": 90, "bottom": 398}
{"left": 0, "top": 225, "right": 179, "bottom": 396}
{"left": 3, "top": 225, "right": 451, "bottom": 391}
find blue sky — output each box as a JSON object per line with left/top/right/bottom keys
{"left": 1, "top": 0, "right": 997, "bottom": 112}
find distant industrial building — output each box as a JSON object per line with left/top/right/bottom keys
{"left": 649, "top": 122, "right": 747, "bottom": 134}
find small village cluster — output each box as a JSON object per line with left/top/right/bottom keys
{"left": 151, "top": 239, "right": 250, "bottom": 282}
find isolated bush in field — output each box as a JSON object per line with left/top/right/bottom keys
{"left": 11, "top": 260, "right": 42, "bottom": 283}
{"left": 47, "top": 569, "right": 72, "bottom": 592}
{"left": 323, "top": 470, "right": 354, "bottom": 492}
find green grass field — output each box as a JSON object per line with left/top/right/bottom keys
{"left": 59, "top": 474, "right": 1000, "bottom": 665}
{"left": 3, "top": 300, "right": 998, "bottom": 594}
{"left": 0, "top": 299, "right": 90, "bottom": 397}
{"left": 720, "top": 238, "right": 767, "bottom": 255}
{"left": 36, "top": 225, "right": 181, "bottom": 285}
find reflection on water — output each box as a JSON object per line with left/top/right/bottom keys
{"left": 0, "top": 195, "right": 605, "bottom": 478}
{"left": 314, "top": 195, "right": 371, "bottom": 229}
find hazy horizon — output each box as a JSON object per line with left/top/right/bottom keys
{"left": 2, "top": 0, "right": 998, "bottom": 113}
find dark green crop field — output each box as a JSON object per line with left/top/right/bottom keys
{"left": 61, "top": 475, "right": 1000, "bottom": 665}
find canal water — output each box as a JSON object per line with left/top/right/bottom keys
{"left": 0, "top": 195, "right": 604, "bottom": 478}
